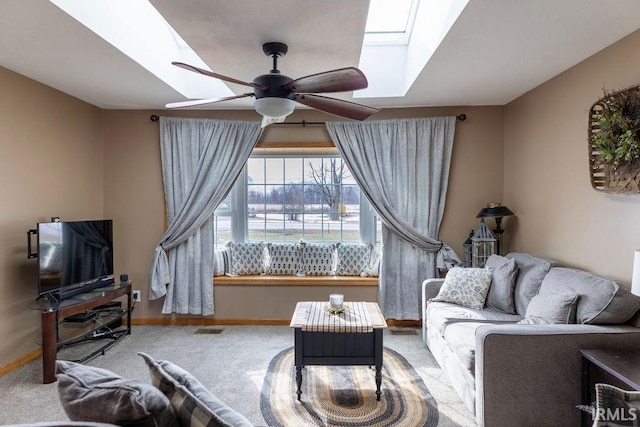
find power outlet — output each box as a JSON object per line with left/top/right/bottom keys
{"left": 132, "top": 290, "right": 141, "bottom": 303}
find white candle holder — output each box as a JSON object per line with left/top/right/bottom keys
{"left": 329, "top": 293, "right": 344, "bottom": 309}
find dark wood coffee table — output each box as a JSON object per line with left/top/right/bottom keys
{"left": 290, "top": 301, "right": 387, "bottom": 401}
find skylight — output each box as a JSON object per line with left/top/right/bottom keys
{"left": 357, "top": 0, "right": 469, "bottom": 98}
{"left": 49, "top": 0, "right": 233, "bottom": 100}
{"left": 364, "top": 0, "right": 418, "bottom": 45}
{"left": 49, "top": 0, "right": 469, "bottom": 104}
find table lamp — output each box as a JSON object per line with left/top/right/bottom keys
{"left": 632, "top": 249, "right": 640, "bottom": 297}
{"left": 476, "top": 202, "right": 514, "bottom": 255}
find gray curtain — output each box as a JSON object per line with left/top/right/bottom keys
{"left": 326, "top": 117, "right": 460, "bottom": 320}
{"left": 149, "top": 117, "right": 261, "bottom": 315}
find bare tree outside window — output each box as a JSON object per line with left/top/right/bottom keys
{"left": 284, "top": 183, "right": 303, "bottom": 221}
{"left": 218, "top": 156, "right": 365, "bottom": 245}
{"left": 307, "top": 158, "right": 350, "bottom": 221}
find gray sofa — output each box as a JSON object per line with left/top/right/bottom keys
{"left": 421, "top": 252, "right": 640, "bottom": 427}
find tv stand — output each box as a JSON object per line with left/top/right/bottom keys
{"left": 30, "top": 281, "right": 132, "bottom": 383}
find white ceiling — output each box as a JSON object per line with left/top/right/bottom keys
{"left": 0, "top": 0, "right": 639, "bottom": 111}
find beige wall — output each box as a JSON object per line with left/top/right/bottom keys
{"left": 102, "top": 106, "right": 504, "bottom": 320}
{"left": 504, "top": 29, "right": 640, "bottom": 282}
{"left": 0, "top": 63, "right": 504, "bottom": 366}
{"left": 2, "top": 18, "right": 638, "bottom": 371}
{"left": 0, "top": 66, "right": 103, "bottom": 367}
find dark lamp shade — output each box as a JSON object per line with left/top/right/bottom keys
{"left": 476, "top": 205, "right": 514, "bottom": 218}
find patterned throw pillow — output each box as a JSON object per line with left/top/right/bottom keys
{"left": 213, "top": 248, "right": 231, "bottom": 276}
{"left": 227, "top": 241, "right": 265, "bottom": 276}
{"left": 266, "top": 242, "right": 302, "bottom": 275}
{"left": 336, "top": 243, "right": 373, "bottom": 276}
{"left": 300, "top": 242, "right": 336, "bottom": 276}
{"left": 431, "top": 266, "right": 493, "bottom": 309}
{"left": 138, "top": 353, "right": 253, "bottom": 427}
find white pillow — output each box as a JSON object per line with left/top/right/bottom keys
{"left": 226, "top": 241, "right": 265, "bottom": 275}
{"left": 362, "top": 248, "right": 382, "bottom": 277}
{"left": 266, "top": 242, "right": 302, "bottom": 275}
{"left": 431, "top": 267, "right": 492, "bottom": 309}
{"left": 336, "top": 243, "right": 373, "bottom": 276}
{"left": 213, "top": 247, "right": 231, "bottom": 276}
{"left": 300, "top": 242, "right": 336, "bottom": 276}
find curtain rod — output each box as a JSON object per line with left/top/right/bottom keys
{"left": 149, "top": 114, "right": 466, "bottom": 124}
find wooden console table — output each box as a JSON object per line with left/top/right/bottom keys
{"left": 31, "top": 281, "right": 132, "bottom": 383}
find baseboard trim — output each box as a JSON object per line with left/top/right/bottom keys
{"left": 386, "top": 319, "right": 421, "bottom": 328}
{"left": 0, "top": 348, "right": 42, "bottom": 378}
{"left": 132, "top": 317, "right": 421, "bottom": 327}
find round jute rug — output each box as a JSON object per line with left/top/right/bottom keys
{"left": 260, "top": 347, "right": 439, "bottom": 427}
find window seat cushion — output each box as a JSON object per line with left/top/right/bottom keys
{"left": 215, "top": 240, "right": 381, "bottom": 278}
{"left": 214, "top": 275, "right": 378, "bottom": 286}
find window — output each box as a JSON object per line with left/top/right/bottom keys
{"left": 364, "top": 0, "right": 419, "bottom": 45}
{"left": 213, "top": 154, "right": 377, "bottom": 248}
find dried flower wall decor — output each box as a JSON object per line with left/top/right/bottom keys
{"left": 588, "top": 85, "right": 640, "bottom": 193}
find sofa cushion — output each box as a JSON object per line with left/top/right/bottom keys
{"left": 538, "top": 267, "right": 640, "bottom": 324}
{"left": 266, "top": 242, "right": 301, "bottom": 275}
{"left": 55, "top": 360, "right": 177, "bottom": 427}
{"left": 139, "top": 353, "right": 253, "bottom": 427}
{"left": 335, "top": 243, "right": 372, "bottom": 276}
{"left": 431, "top": 267, "right": 493, "bottom": 309}
{"left": 227, "top": 241, "right": 265, "bottom": 275}
{"left": 300, "top": 242, "right": 336, "bottom": 276}
{"left": 484, "top": 255, "right": 519, "bottom": 314}
{"left": 443, "top": 322, "right": 491, "bottom": 376}
{"left": 506, "top": 253, "right": 554, "bottom": 316}
{"left": 518, "top": 291, "right": 579, "bottom": 324}
{"left": 426, "top": 301, "right": 523, "bottom": 337}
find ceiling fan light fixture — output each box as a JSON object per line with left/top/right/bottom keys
{"left": 254, "top": 97, "right": 295, "bottom": 119}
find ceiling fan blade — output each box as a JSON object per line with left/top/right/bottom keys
{"left": 172, "top": 62, "right": 267, "bottom": 90}
{"left": 294, "top": 94, "right": 380, "bottom": 121}
{"left": 284, "top": 67, "right": 368, "bottom": 93}
{"left": 165, "top": 93, "right": 253, "bottom": 109}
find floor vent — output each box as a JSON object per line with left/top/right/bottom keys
{"left": 389, "top": 328, "right": 418, "bottom": 336}
{"left": 194, "top": 328, "right": 224, "bottom": 335}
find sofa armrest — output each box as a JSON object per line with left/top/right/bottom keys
{"left": 475, "top": 323, "right": 640, "bottom": 427}
{"left": 421, "top": 278, "right": 445, "bottom": 342}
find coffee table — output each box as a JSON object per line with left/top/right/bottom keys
{"left": 290, "top": 301, "right": 388, "bottom": 401}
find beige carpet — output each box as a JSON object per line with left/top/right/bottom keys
{"left": 0, "top": 325, "right": 476, "bottom": 426}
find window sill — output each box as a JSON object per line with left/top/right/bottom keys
{"left": 214, "top": 275, "right": 378, "bottom": 286}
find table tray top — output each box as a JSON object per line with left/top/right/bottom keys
{"left": 290, "top": 301, "right": 387, "bottom": 331}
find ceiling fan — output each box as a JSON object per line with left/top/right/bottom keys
{"left": 166, "top": 42, "right": 380, "bottom": 126}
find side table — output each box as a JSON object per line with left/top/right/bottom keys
{"left": 290, "top": 301, "right": 387, "bottom": 401}
{"left": 580, "top": 349, "right": 640, "bottom": 426}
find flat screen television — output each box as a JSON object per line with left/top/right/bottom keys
{"left": 37, "top": 219, "right": 114, "bottom": 301}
